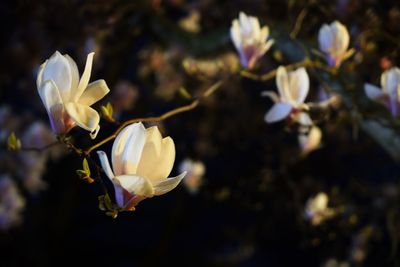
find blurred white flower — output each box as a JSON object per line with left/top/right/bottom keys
{"left": 299, "top": 126, "right": 322, "bottom": 155}
{"left": 97, "top": 122, "right": 186, "bottom": 210}
{"left": 263, "top": 66, "right": 312, "bottom": 126}
{"left": 322, "top": 258, "right": 350, "bottom": 267}
{"left": 0, "top": 175, "right": 25, "bottom": 230}
{"left": 318, "top": 21, "right": 354, "bottom": 67}
{"left": 179, "top": 158, "right": 205, "bottom": 194}
{"left": 37, "top": 51, "right": 110, "bottom": 138}
{"left": 364, "top": 67, "right": 400, "bottom": 117}
{"left": 230, "top": 12, "right": 274, "bottom": 69}
{"left": 304, "top": 192, "right": 334, "bottom": 225}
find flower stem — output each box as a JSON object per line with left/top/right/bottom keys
{"left": 84, "top": 80, "right": 224, "bottom": 155}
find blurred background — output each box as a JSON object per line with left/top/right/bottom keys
{"left": 1, "top": 0, "right": 400, "bottom": 266}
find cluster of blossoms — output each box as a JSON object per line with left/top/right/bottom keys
{"left": 230, "top": 13, "right": 357, "bottom": 155}
{"left": 230, "top": 12, "right": 400, "bottom": 158}
{"left": 6, "top": 10, "right": 395, "bottom": 226}
{"left": 34, "top": 51, "right": 188, "bottom": 216}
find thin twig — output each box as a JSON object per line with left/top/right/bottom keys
{"left": 290, "top": 8, "right": 308, "bottom": 39}
{"left": 84, "top": 80, "right": 224, "bottom": 155}
{"left": 241, "top": 60, "right": 334, "bottom": 81}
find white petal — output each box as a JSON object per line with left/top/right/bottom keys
{"left": 299, "top": 126, "right": 322, "bottom": 154}
{"left": 113, "top": 184, "right": 126, "bottom": 208}
{"left": 36, "top": 60, "right": 48, "bottom": 89}
{"left": 230, "top": 20, "right": 241, "bottom": 50}
{"left": 97, "top": 151, "right": 115, "bottom": 179}
{"left": 318, "top": 24, "right": 332, "bottom": 53}
{"left": 264, "top": 103, "right": 292, "bottom": 123}
{"left": 139, "top": 135, "right": 176, "bottom": 183}
{"left": 239, "top": 12, "right": 249, "bottom": 31}
{"left": 259, "top": 26, "right": 270, "bottom": 41}
{"left": 261, "top": 91, "right": 280, "bottom": 103}
{"left": 65, "top": 54, "right": 80, "bottom": 92}
{"left": 42, "top": 51, "right": 72, "bottom": 102}
{"left": 276, "top": 66, "right": 291, "bottom": 102}
{"left": 364, "top": 83, "right": 385, "bottom": 101}
{"left": 112, "top": 122, "right": 146, "bottom": 176}
{"left": 332, "top": 21, "right": 349, "bottom": 55}
{"left": 65, "top": 102, "right": 100, "bottom": 132}
{"left": 153, "top": 172, "right": 186, "bottom": 196}
{"left": 288, "top": 67, "right": 309, "bottom": 105}
{"left": 37, "top": 80, "right": 63, "bottom": 113}
{"left": 136, "top": 126, "right": 163, "bottom": 181}
{"left": 73, "top": 52, "right": 95, "bottom": 102}
{"left": 381, "top": 67, "right": 400, "bottom": 95}
{"left": 114, "top": 175, "right": 154, "bottom": 198}
{"left": 249, "top": 16, "right": 260, "bottom": 38}
{"left": 90, "top": 125, "right": 100, "bottom": 139}
{"left": 37, "top": 80, "right": 67, "bottom": 133}
{"left": 259, "top": 39, "right": 274, "bottom": 56}
{"left": 78, "top": 79, "right": 110, "bottom": 106}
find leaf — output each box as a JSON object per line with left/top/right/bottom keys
{"left": 178, "top": 87, "right": 192, "bottom": 100}
{"left": 100, "top": 102, "right": 115, "bottom": 122}
{"left": 7, "top": 132, "right": 21, "bottom": 151}
{"left": 82, "top": 158, "right": 90, "bottom": 175}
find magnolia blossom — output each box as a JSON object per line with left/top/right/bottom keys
{"left": 230, "top": 12, "right": 274, "bottom": 69}
{"left": 37, "top": 51, "right": 110, "bottom": 138}
{"left": 298, "top": 126, "right": 322, "bottom": 155}
{"left": 263, "top": 66, "right": 312, "bottom": 126}
{"left": 97, "top": 122, "right": 186, "bottom": 210}
{"left": 318, "top": 21, "right": 354, "bottom": 67}
{"left": 322, "top": 258, "right": 350, "bottom": 267}
{"left": 179, "top": 158, "right": 205, "bottom": 194}
{"left": 304, "top": 192, "right": 334, "bottom": 226}
{"left": 364, "top": 67, "right": 400, "bottom": 117}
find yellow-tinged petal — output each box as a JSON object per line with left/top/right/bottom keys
{"left": 36, "top": 60, "right": 48, "bottom": 89}
{"left": 153, "top": 172, "right": 186, "bottom": 196}
{"left": 78, "top": 79, "right": 110, "bottom": 106}
{"left": 65, "top": 102, "right": 99, "bottom": 132}
{"left": 140, "top": 136, "right": 176, "bottom": 183}
{"left": 65, "top": 54, "right": 80, "bottom": 93}
{"left": 276, "top": 66, "right": 291, "bottom": 102}
{"left": 73, "top": 52, "right": 95, "bottom": 102}
{"left": 288, "top": 67, "right": 309, "bottom": 105}
{"left": 112, "top": 122, "right": 146, "bottom": 176}
{"left": 114, "top": 175, "right": 154, "bottom": 198}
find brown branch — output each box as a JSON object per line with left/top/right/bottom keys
{"left": 84, "top": 80, "right": 224, "bottom": 155}
{"left": 290, "top": 8, "right": 308, "bottom": 39}
{"left": 240, "top": 60, "right": 336, "bottom": 81}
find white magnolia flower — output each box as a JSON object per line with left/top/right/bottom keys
{"left": 37, "top": 51, "right": 110, "bottom": 138}
{"left": 179, "top": 158, "right": 205, "bottom": 194}
{"left": 230, "top": 12, "right": 274, "bottom": 69}
{"left": 318, "top": 21, "right": 354, "bottom": 67}
{"left": 299, "top": 126, "right": 322, "bottom": 155}
{"left": 364, "top": 67, "right": 400, "bottom": 117}
{"left": 97, "top": 122, "right": 186, "bottom": 210}
{"left": 323, "top": 258, "right": 350, "bottom": 267}
{"left": 304, "top": 192, "right": 334, "bottom": 226}
{"left": 263, "top": 66, "right": 312, "bottom": 126}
